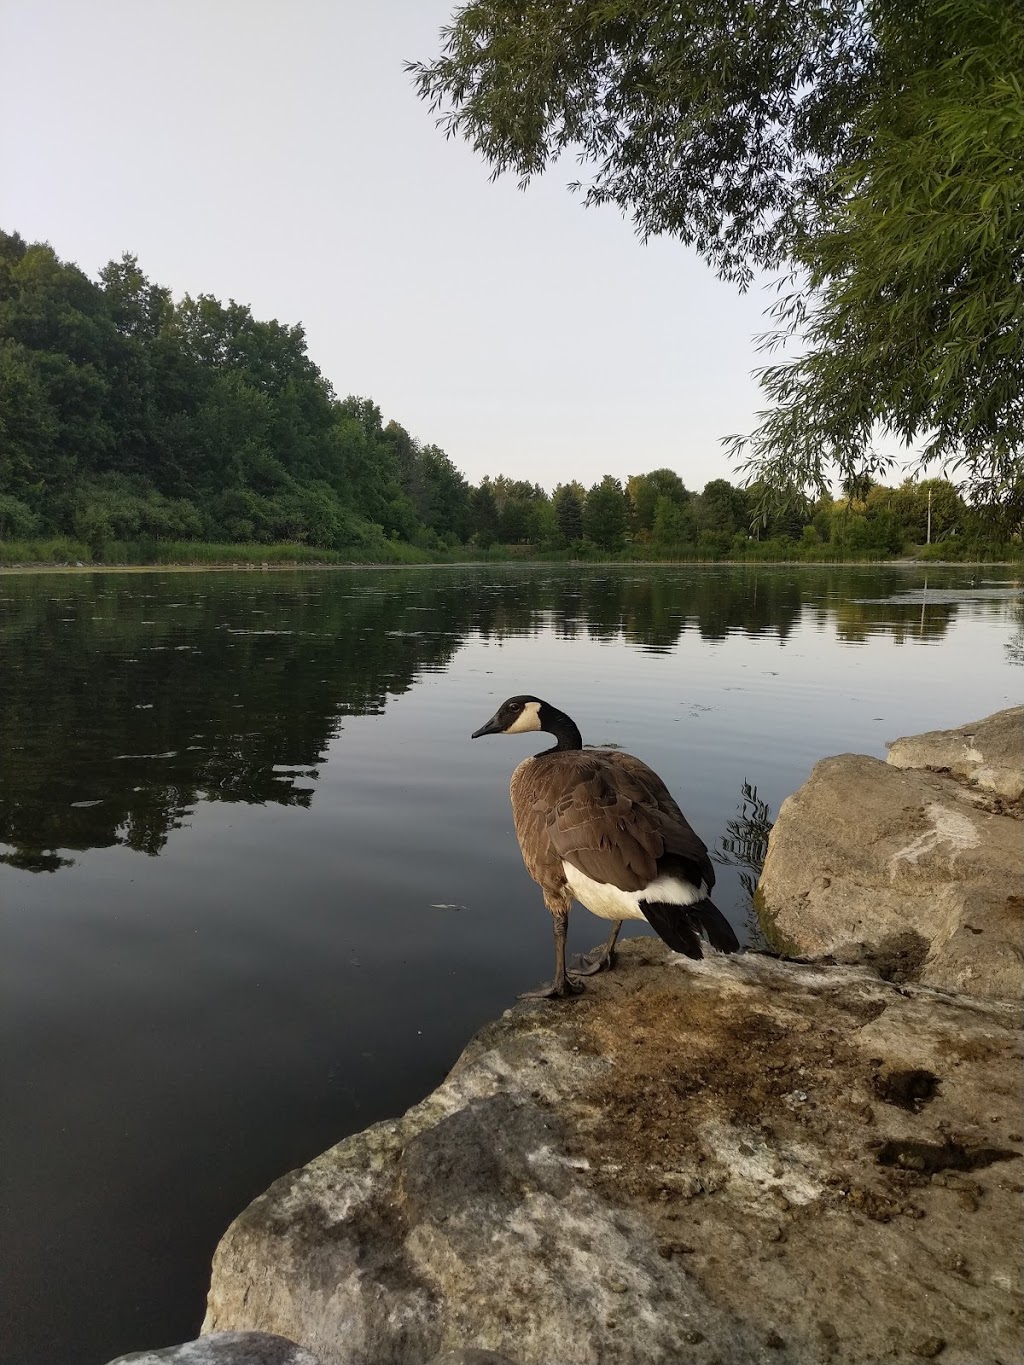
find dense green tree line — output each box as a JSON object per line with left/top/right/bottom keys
{"left": 0, "top": 230, "right": 469, "bottom": 555}
{"left": 0, "top": 229, "right": 1013, "bottom": 562}
{"left": 467, "top": 468, "right": 1007, "bottom": 559}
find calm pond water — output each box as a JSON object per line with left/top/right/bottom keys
{"left": 1, "top": 563, "right": 1020, "bottom": 1364}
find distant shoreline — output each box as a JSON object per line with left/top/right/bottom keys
{"left": 0, "top": 557, "right": 1017, "bottom": 575}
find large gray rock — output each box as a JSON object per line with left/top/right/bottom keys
{"left": 106, "top": 1333, "right": 513, "bottom": 1364}
{"left": 108, "top": 1330, "right": 325, "bottom": 1364}
{"left": 203, "top": 941, "right": 1023, "bottom": 1365}
{"left": 757, "top": 752, "right": 1023, "bottom": 999}
{"left": 428, "top": 1355, "right": 521, "bottom": 1365}
{"left": 887, "top": 706, "right": 1023, "bottom": 801}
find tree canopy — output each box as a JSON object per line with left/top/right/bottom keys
{"left": 729, "top": 0, "right": 1024, "bottom": 513}
{"left": 409, "top": 0, "right": 875, "bottom": 287}
{"left": 410, "top": 0, "right": 1024, "bottom": 505}
{"left": 583, "top": 474, "right": 628, "bottom": 550}
{"left": 0, "top": 228, "right": 1012, "bottom": 562}
{"left": 0, "top": 230, "right": 471, "bottom": 555}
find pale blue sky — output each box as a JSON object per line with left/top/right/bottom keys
{"left": 2, "top": 0, "right": 776, "bottom": 491}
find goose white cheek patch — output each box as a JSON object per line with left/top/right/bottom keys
{"left": 505, "top": 701, "right": 542, "bottom": 734}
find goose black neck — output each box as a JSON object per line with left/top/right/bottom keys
{"left": 541, "top": 705, "right": 583, "bottom": 752}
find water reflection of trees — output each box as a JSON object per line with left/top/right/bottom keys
{"left": 832, "top": 599, "right": 958, "bottom": 644}
{"left": 714, "top": 781, "right": 774, "bottom": 899}
{"left": 1006, "top": 599, "right": 1024, "bottom": 667}
{"left": 0, "top": 566, "right": 969, "bottom": 871}
{"left": 0, "top": 571, "right": 466, "bottom": 871}
{"left": 713, "top": 780, "right": 775, "bottom": 946}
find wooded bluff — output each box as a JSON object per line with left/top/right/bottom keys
{"left": 0, "top": 230, "right": 1015, "bottom": 564}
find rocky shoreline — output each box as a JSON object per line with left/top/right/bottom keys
{"left": 112, "top": 710, "right": 1023, "bottom": 1365}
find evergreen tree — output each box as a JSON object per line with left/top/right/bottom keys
{"left": 469, "top": 480, "right": 499, "bottom": 544}
{"left": 553, "top": 482, "right": 584, "bottom": 543}
{"left": 583, "top": 476, "right": 627, "bottom": 551}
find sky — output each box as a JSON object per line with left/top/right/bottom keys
{"left": 1, "top": 0, "right": 775, "bottom": 493}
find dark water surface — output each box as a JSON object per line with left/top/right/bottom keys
{"left": 1, "top": 564, "right": 1020, "bottom": 1364}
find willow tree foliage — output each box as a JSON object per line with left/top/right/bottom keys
{"left": 410, "top": 0, "right": 874, "bottom": 286}
{"left": 728, "top": 0, "right": 1024, "bottom": 514}
{"left": 411, "top": 0, "right": 1024, "bottom": 512}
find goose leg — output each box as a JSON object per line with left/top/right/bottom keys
{"left": 574, "top": 920, "right": 623, "bottom": 976}
{"left": 520, "top": 912, "right": 583, "bottom": 999}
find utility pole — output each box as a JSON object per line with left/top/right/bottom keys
{"left": 926, "top": 487, "right": 932, "bottom": 545}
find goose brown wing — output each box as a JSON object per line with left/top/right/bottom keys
{"left": 599, "top": 748, "right": 716, "bottom": 892}
{"left": 592, "top": 753, "right": 715, "bottom": 889}
{"left": 541, "top": 752, "right": 713, "bottom": 894}
{"left": 598, "top": 749, "right": 688, "bottom": 821}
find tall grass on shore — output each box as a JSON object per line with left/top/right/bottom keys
{"left": 0, "top": 538, "right": 447, "bottom": 567}
{"left": 0, "top": 537, "right": 1018, "bottom": 569}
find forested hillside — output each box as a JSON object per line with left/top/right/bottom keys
{"left": 0, "top": 229, "right": 472, "bottom": 557}
{"left": 0, "top": 230, "right": 1014, "bottom": 562}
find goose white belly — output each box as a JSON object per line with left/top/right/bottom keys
{"left": 562, "top": 862, "right": 707, "bottom": 921}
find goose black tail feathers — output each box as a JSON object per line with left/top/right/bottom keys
{"left": 640, "top": 897, "right": 740, "bottom": 959}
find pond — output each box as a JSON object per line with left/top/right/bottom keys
{"left": 0, "top": 563, "right": 1020, "bottom": 1365}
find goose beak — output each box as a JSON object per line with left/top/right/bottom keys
{"left": 471, "top": 714, "right": 504, "bottom": 738}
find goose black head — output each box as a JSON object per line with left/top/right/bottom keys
{"left": 471, "top": 695, "right": 544, "bottom": 738}
{"left": 471, "top": 696, "right": 582, "bottom": 750}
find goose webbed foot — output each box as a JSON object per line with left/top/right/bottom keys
{"left": 519, "top": 973, "right": 584, "bottom": 1000}
{"left": 572, "top": 948, "right": 616, "bottom": 977}
{"left": 572, "top": 921, "right": 623, "bottom": 977}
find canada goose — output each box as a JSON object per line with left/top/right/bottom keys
{"left": 472, "top": 695, "right": 739, "bottom": 997}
